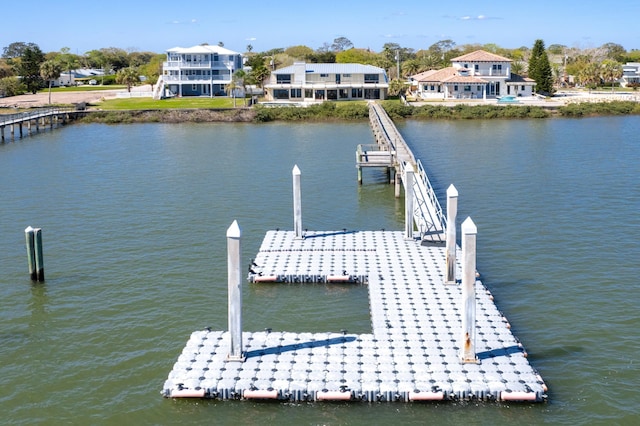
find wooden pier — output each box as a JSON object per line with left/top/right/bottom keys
{"left": 0, "top": 107, "right": 76, "bottom": 141}
{"left": 162, "top": 104, "right": 548, "bottom": 403}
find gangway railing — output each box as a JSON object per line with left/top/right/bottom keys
{"left": 0, "top": 107, "right": 72, "bottom": 127}
{"left": 368, "top": 102, "right": 446, "bottom": 242}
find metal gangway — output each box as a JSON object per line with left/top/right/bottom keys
{"left": 365, "top": 102, "right": 446, "bottom": 242}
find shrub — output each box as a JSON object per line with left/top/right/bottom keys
{"left": 0, "top": 76, "right": 26, "bottom": 97}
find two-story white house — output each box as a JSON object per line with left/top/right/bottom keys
{"left": 160, "top": 45, "right": 243, "bottom": 97}
{"left": 409, "top": 50, "right": 535, "bottom": 100}
{"left": 620, "top": 62, "right": 640, "bottom": 87}
{"left": 264, "top": 62, "right": 389, "bottom": 102}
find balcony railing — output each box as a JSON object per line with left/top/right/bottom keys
{"left": 163, "top": 60, "right": 233, "bottom": 69}
{"left": 163, "top": 75, "right": 232, "bottom": 82}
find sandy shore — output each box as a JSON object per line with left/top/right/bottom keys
{"left": 0, "top": 85, "right": 153, "bottom": 109}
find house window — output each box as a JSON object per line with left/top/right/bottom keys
{"left": 474, "top": 64, "right": 479, "bottom": 71}
{"left": 273, "top": 89, "right": 289, "bottom": 99}
{"left": 343, "top": 74, "right": 351, "bottom": 77}
{"left": 464, "top": 85, "right": 471, "bottom": 91}
{"left": 320, "top": 73, "right": 329, "bottom": 78}
{"left": 192, "top": 84, "right": 197, "bottom": 91}
{"left": 521, "top": 85, "right": 525, "bottom": 90}
{"left": 352, "top": 88, "right": 363, "bottom": 98}
{"left": 477, "top": 86, "right": 481, "bottom": 91}
{"left": 339, "top": 89, "right": 349, "bottom": 98}
{"left": 305, "top": 89, "right": 312, "bottom": 98}
{"left": 364, "top": 74, "right": 379, "bottom": 84}
{"left": 291, "top": 88, "right": 302, "bottom": 98}
{"left": 276, "top": 74, "right": 292, "bottom": 84}
{"left": 454, "top": 85, "right": 458, "bottom": 91}
{"left": 430, "top": 85, "right": 435, "bottom": 91}
{"left": 492, "top": 64, "right": 502, "bottom": 72}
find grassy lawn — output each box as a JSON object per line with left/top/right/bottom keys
{"left": 97, "top": 96, "right": 245, "bottom": 110}
{"left": 41, "top": 85, "right": 128, "bottom": 93}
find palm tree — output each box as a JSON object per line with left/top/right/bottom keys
{"left": 233, "top": 70, "right": 247, "bottom": 106}
{"left": 601, "top": 60, "right": 623, "bottom": 92}
{"left": 116, "top": 67, "right": 139, "bottom": 92}
{"left": 226, "top": 80, "right": 238, "bottom": 107}
{"left": 57, "top": 47, "right": 79, "bottom": 86}
{"left": 40, "top": 60, "right": 62, "bottom": 104}
{"left": 578, "top": 62, "right": 600, "bottom": 92}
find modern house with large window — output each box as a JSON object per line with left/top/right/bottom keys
{"left": 620, "top": 62, "right": 640, "bottom": 87}
{"left": 159, "top": 45, "right": 243, "bottom": 98}
{"left": 409, "top": 50, "right": 535, "bottom": 100}
{"left": 264, "top": 62, "right": 389, "bottom": 102}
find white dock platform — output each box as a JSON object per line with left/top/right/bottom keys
{"left": 162, "top": 230, "right": 547, "bottom": 402}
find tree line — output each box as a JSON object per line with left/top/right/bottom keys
{"left": 2, "top": 37, "right": 638, "bottom": 99}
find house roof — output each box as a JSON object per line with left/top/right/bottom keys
{"left": 273, "top": 62, "right": 386, "bottom": 75}
{"left": 507, "top": 73, "right": 536, "bottom": 84}
{"left": 167, "top": 45, "right": 241, "bottom": 55}
{"left": 451, "top": 50, "right": 512, "bottom": 63}
{"left": 410, "top": 67, "right": 486, "bottom": 84}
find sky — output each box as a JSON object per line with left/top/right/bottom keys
{"left": 2, "top": 0, "right": 639, "bottom": 55}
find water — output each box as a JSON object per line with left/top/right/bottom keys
{"left": 0, "top": 117, "right": 638, "bottom": 425}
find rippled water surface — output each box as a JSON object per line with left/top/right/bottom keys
{"left": 1, "top": 117, "right": 638, "bottom": 425}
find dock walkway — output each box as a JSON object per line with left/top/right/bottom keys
{"left": 0, "top": 107, "right": 75, "bottom": 141}
{"left": 162, "top": 104, "right": 548, "bottom": 403}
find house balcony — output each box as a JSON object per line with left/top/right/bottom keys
{"left": 472, "top": 70, "right": 509, "bottom": 77}
{"left": 163, "top": 60, "right": 234, "bottom": 69}
{"left": 163, "top": 75, "right": 232, "bottom": 83}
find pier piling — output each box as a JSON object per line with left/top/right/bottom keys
{"left": 445, "top": 185, "right": 458, "bottom": 284}
{"left": 404, "top": 167, "right": 414, "bottom": 239}
{"left": 25, "top": 226, "right": 44, "bottom": 282}
{"left": 292, "top": 165, "right": 303, "bottom": 239}
{"left": 460, "top": 217, "right": 478, "bottom": 363}
{"left": 226, "top": 220, "right": 244, "bottom": 361}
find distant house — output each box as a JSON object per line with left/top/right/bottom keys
{"left": 161, "top": 45, "right": 243, "bottom": 97}
{"left": 409, "top": 50, "right": 535, "bottom": 100}
{"left": 52, "top": 68, "right": 105, "bottom": 87}
{"left": 620, "top": 62, "right": 640, "bottom": 87}
{"left": 264, "top": 62, "right": 389, "bottom": 102}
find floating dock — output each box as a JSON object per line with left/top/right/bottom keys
{"left": 162, "top": 230, "right": 547, "bottom": 402}
{"left": 161, "top": 103, "right": 547, "bottom": 403}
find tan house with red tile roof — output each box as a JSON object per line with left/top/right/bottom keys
{"left": 409, "top": 50, "right": 536, "bottom": 100}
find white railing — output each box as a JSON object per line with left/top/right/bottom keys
{"left": 116, "top": 91, "right": 153, "bottom": 98}
{"left": 163, "top": 60, "right": 233, "bottom": 68}
{"left": 0, "top": 107, "right": 73, "bottom": 127}
{"left": 163, "top": 75, "right": 231, "bottom": 82}
{"left": 369, "top": 102, "right": 446, "bottom": 241}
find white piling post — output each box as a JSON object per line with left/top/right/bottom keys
{"left": 460, "top": 217, "right": 478, "bottom": 364}
{"left": 292, "top": 165, "right": 303, "bottom": 239}
{"left": 226, "top": 220, "right": 244, "bottom": 361}
{"left": 25, "top": 226, "right": 36, "bottom": 281}
{"left": 445, "top": 184, "right": 458, "bottom": 284}
{"left": 404, "top": 167, "right": 414, "bottom": 239}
